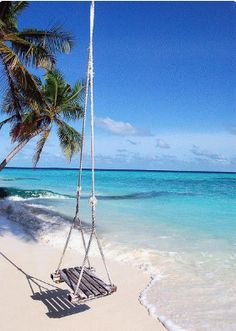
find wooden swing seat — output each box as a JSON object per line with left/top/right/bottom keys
{"left": 51, "top": 266, "right": 117, "bottom": 304}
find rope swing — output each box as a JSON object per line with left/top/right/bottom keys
{"left": 51, "top": 1, "right": 117, "bottom": 304}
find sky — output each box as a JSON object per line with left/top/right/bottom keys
{"left": 0, "top": 1, "right": 236, "bottom": 171}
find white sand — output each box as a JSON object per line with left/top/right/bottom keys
{"left": 0, "top": 215, "right": 165, "bottom": 331}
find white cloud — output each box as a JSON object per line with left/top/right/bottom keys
{"left": 190, "top": 145, "right": 229, "bottom": 164}
{"left": 95, "top": 117, "right": 152, "bottom": 136}
{"left": 156, "top": 138, "right": 170, "bottom": 149}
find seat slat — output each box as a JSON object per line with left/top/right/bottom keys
{"left": 76, "top": 267, "right": 108, "bottom": 295}
{"left": 60, "top": 269, "right": 87, "bottom": 300}
{"left": 68, "top": 268, "right": 95, "bottom": 298}
{"left": 84, "top": 269, "right": 113, "bottom": 293}
{"left": 72, "top": 268, "right": 102, "bottom": 296}
{"left": 60, "top": 269, "right": 76, "bottom": 291}
{"left": 65, "top": 269, "right": 94, "bottom": 299}
{"left": 82, "top": 269, "right": 110, "bottom": 294}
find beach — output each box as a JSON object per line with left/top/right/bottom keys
{"left": 0, "top": 214, "right": 165, "bottom": 331}
{"left": 0, "top": 1, "right": 235, "bottom": 330}
{"left": 0, "top": 168, "right": 236, "bottom": 330}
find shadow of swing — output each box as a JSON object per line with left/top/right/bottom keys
{"left": 0, "top": 251, "right": 90, "bottom": 318}
{"left": 31, "top": 289, "right": 90, "bottom": 318}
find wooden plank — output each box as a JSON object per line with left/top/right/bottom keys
{"left": 65, "top": 268, "right": 90, "bottom": 298}
{"left": 68, "top": 268, "right": 95, "bottom": 298}
{"left": 84, "top": 269, "right": 113, "bottom": 293}
{"left": 60, "top": 269, "right": 87, "bottom": 300}
{"left": 78, "top": 269, "right": 108, "bottom": 296}
{"left": 60, "top": 269, "right": 76, "bottom": 291}
{"left": 75, "top": 267, "right": 107, "bottom": 295}
{"left": 75, "top": 267, "right": 108, "bottom": 296}
{"left": 72, "top": 267, "right": 99, "bottom": 296}
{"left": 83, "top": 267, "right": 113, "bottom": 292}
{"left": 66, "top": 268, "right": 94, "bottom": 299}
{"left": 73, "top": 268, "right": 103, "bottom": 296}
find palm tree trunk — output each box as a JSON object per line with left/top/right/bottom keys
{"left": 0, "top": 128, "right": 43, "bottom": 171}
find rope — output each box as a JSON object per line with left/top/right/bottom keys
{"left": 55, "top": 14, "right": 91, "bottom": 273}
{"left": 74, "top": 0, "right": 113, "bottom": 296}
{"left": 94, "top": 230, "right": 112, "bottom": 284}
{"left": 56, "top": 1, "right": 114, "bottom": 294}
{"left": 74, "top": 0, "right": 95, "bottom": 295}
{"left": 90, "top": 0, "right": 95, "bottom": 208}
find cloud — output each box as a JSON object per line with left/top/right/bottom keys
{"left": 92, "top": 151, "right": 187, "bottom": 170}
{"left": 127, "top": 139, "right": 139, "bottom": 145}
{"left": 190, "top": 145, "right": 229, "bottom": 163}
{"left": 95, "top": 117, "right": 152, "bottom": 136}
{"left": 156, "top": 138, "right": 170, "bottom": 149}
{"left": 117, "top": 149, "right": 128, "bottom": 153}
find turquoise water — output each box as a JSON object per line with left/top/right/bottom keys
{"left": 1, "top": 168, "right": 235, "bottom": 246}
{"left": 1, "top": 168, "right": 236, "bottom": 330}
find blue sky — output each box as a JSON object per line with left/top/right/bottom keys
{"left": 1, "top": 1, "right": 236, "bottom": 171}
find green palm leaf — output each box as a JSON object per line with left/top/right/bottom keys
{"left": 56, "top": 119, "right": 81, "bottom": 161}
{"left": 59, "top": 103, "right": 84, "bottom": 121}
{"left": 33, "top": 129, "right": 51, "bottom": 167}
{"left": 0, "top": 41, "right": 45, "bottom": 106}
{"left": 11, "top": 2, "right": 29, "bottom": 16}
{"left": 17, "top": 26, "right": 74, "bottom": 54}
{"left": 6, "top": 33, "right": 55, "bottom": 69}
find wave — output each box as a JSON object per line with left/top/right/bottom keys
{"left": 0, "top": 187, "right": 73, "bottom": 200}
{"left": 1, "top": 187, "right": 195, "bottom": 201}
{"left": 0, "top": 186, "right": 195, "bottom": 201}
{"left": 97, "top": 191, "right": 195, "bottom": 200}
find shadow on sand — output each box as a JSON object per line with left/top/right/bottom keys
{"left": 0, "top": 251, "right": 90, "bottom": 318}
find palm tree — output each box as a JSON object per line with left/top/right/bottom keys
{"left": 0, "top": 70, "right": 84, "bottom": 170}
{"left": 0, "top": 1, "right": 73, "bottom": 117}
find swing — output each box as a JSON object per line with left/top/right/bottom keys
{"left": 51, "top": 1, "right": 117, "bottom": 304}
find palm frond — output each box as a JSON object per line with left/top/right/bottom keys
{"left": 8, "top": 109, "right": 49, "bottom": 143}
{"left": 0, "top": 115, "right": 18, "bottom": 131}
{"left": 1, "top": 58, "right": 23, "bottom": 116}
{"left": 33, "top": 128, "right": 50, "bottom": 167}
{"left": 56, "top": 119, "right": 81, "bottom": 161}
{"left": 15, "top": 110, "right": 51, "bottom": 142}
{"left": 17, "top": 26, "right": 74, "bottom": 54}
{"left": 0, "top": 41, "right": 46, "bottom": 107}
{"left": 66, "top": 81, "right": 85, "bottom": 103}
{"left": 11, "top": 1, "right": 29, "bottom": 16}
{"left": 43, "top": 69, "right": 67, "bottom": 106}
{"left": 6, "top": 33, "right": 55, "bottom": 69}
{"left": 9, "top": 121, "right": 23, "bottom": 142}
{"left": 0, "top": 18, "right": 6, "bottom": 29}
{"left": 57, "top": 80, "right": 85, "bottom": 120}
{"left": 0, "top": 2, "right": 28, "bottom": 32}
{"left": 0, "top": 2, "right": 12, "bottom": 25}
{"left": 59, "top": 103, "right": 84, "bottom": 121}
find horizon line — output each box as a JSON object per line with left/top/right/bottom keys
{"left": 4, "top": 166, "right": 236, "bottom": 174}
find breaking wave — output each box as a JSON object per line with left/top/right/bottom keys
{"left": 0, "top": 186, "right": 194, "bottom": 201}
{"left": 0, "top": 187, "right": 73, "bottom": 200}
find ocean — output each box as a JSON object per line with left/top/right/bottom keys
{"left": 0, "top": 168, "right": 236, "bottom": 330}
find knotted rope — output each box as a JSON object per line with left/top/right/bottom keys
{"left": 55, "top": 1, "right": 113, "bottom": 297}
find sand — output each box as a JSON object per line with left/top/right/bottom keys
{"left": 0, "top": 216, "right": 165, "bottom": 331}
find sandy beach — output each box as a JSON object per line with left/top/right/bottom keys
{"left": 0, "top": 215, "right": 165, "bottom": 331}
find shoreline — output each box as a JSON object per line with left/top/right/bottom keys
{"left": 1, "top": 168, "right": 235, "bottom": 330}
{"left": 0, "top": 212, "right": 166, "bottom": 331}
